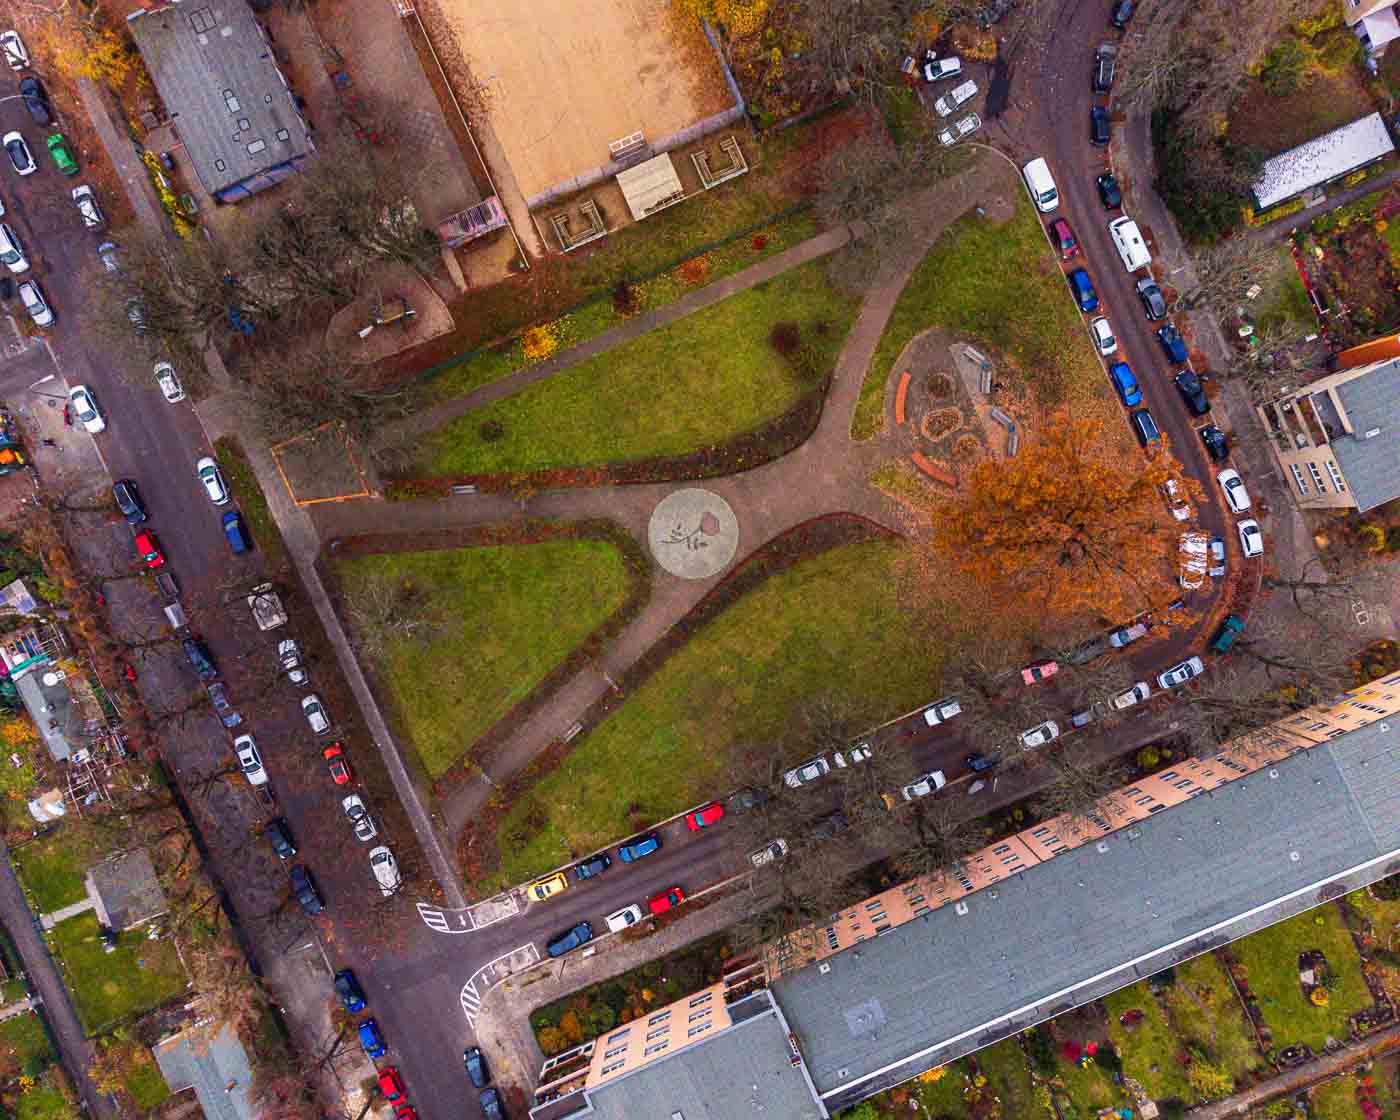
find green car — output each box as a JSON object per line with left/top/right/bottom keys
{"left": 46, "top": 133, "right": 77, "bottom": 176}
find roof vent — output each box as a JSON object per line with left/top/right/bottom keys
{"left": 1095, "top": 841, "right": 1110, "bottom": 854}
{"left": 819, "top": 963, "right": 831, "bottom": 975}
{"left": 1126, "top": 827, "right": 1142, "bottom": 840}
{"left": 1269, "top": 769, "right": 1280, "bottom": 779}
{"left": 954, "top": 902, "right": 969, "bottom": 916}
{"left": 1365, "top": 427, "right": 1383, "bottom": 439}
{"left": 1382, "top": 722, "right": 1391, "bottom": 732}
{"left": 1290, "top": 850, "right": 1301, "bottom": 862}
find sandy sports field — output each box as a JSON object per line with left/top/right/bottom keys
{"left": 437, "top": 0, "right": 733, "bottom": 201}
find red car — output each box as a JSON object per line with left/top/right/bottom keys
{"left": 133, "top": 530, "right": 165, "bottom": 569}
{"left": 685, "top": 801, "right": 724, "bottom": 830}
{"left": 324, "top": 742, "right": 352, "bottom": 785}
{"left": 1049, "top": 218, "right": 1078, "bottom": 260}
{"left": 394, "top": 1107, "right": 417, "bottom": 1120}
{"left": 376, "top": 1068, "right": 405, "bottom": 1103}
{"left": 647, "top": 886, "right": 685, "bottom": 915}
{"left": 1021, "top": 660, "right": 1059, "bottom": 685}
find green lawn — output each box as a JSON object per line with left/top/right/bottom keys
{"left": 1162, "top": 955, "right": 1264, "bottom": 1083}
{"left": 48, "top": 914, "right": 187, "bottom": 1034}
{"left": 1054, "top": 1052, "right": 1125, "bottom": 1117}
{"left": 0, "top": 1012, "right": 52, "bottom": 1079}
{"left": 15, "top": 1075, "right": 77, "bottom": 1120}
{"left": 419, "top": 260, "right": 859, "bottom": 475}
{"left": 1257, "top": 244, "right": 1315, "bottom": 334}
{"left": 1311, "top": 1074, "right": 1369, "bottom": 1120}
{"left": 124, "top": 1052, "right": 171, "bottom": 1110}
{"left": 214, "top": 437, "right": 287, "bottom": 572}
{"left": 977, "top": 1039, "right": 1036, "bottom": 1116}
{"left": 1105, "top": 983, "right": 1197, "bottom": 1104}
{"left": 913, "top": 1066, "right": 972, "bottom": 1118}
{"left": 491, "top": 539, "right": 956, "bottom": 885}
{"left": 337, "top": 539, "right": 636, "bottom": 779}
{"left": 14, "top": 829, "right": 99, "bottom": 914}
{"left": 852, "top": 177, "right": 1100, "bottom": 439}
{"left": 1229, "top": 905, "right": 1371, "bottom": 1050}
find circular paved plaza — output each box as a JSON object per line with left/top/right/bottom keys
{"left": 647, "top": 488, "right": 739, "bottom": 580}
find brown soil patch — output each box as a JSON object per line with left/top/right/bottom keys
{"left": 1229, "top": 68, "right": 1379, "bottom": 159}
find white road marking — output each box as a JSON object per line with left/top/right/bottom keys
{"left": 460, "top": 943, "right": 540, "bottom": 1031}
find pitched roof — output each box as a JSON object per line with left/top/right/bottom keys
{"left": 1252, "top": 112, "right": 1394, "bottom": 210}
{"left": 153, "top": 1023, "right": 255, "bottom": 1120}
{"left": 1327, "top": 357, "right": 1400, "bottom": 510}
{"left": 87, "top": 849, "right": 167, "bottom": 931}
{"left": 772, "top": 719, "right": 1400, "bottom": 1112}
{"left": 13, "top": 665, "right": 79, "bottom": 762}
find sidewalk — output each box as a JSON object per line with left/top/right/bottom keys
{"left": 1242, "top": 165, "right": 1400, "bottom": 245}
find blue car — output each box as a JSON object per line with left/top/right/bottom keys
{"left": 546, "top": 921, "right": 593, "bottom": 958}
{"left": 618, "top": 833, "right": 660, "bottom": 863}
{"left": 222, "top": 510, "right": 250, "bottom": 554}
{"left": 1156, "top": 323, "right": 1188, "bottom": 364}
{"left": 1107, "top": 361, "right": 1142, "bottom": 407}
{"left": 358, "top": 1019, "right": 386, "bottom": 1058}
{"left": 1067, "top": 268, "right": 1098, "bottom": 312}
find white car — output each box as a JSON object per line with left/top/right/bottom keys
{"left": 1238, "top": 518, "right": 1264, "bottom": 558}
{"left": 783, "top": 756, "right": 830, "bottom": 788}
{"left": 1090, "top": 316, "right": 1117, "bottom": 356}
{"left": 900, "top": 771, "right": 947, "bottom": 800}
{"left": 369, "top": 846, "right": 401, "bottom": 897}
{"left": 922, "top": 55, "right": 961, "bottom": 81}
{"left": 234, "top": 735, "right": 267, "bottom": 787}
{"left": 1158, "top": 656, "right": 1205, "bottom": 689}
{"left": 1217, "top": 469, "right": 1252, "bottom": 513}
{"left": 1179, "top": 531, "right": 1208, "bottom": 590}
{"left": 67, "top": 386, "right": 104, "bottom": 434}
{"left": 97, "top": 241, "right": 119, "bottom": 273}
{"left": 1018, "top": 720, "right": 1060, "bottom": 749}
{"left": 3, "top": 132, "right": 34, "bottom": 177}
{"left": 922, "top": 697, "right": 961, "bottom": 726}
{"left": 832, "top": 743, "right": 871, "bottom": 767}
{"left": 342, "top": 794, "right": 377, "bottom": 842}
{"left": 1209, "top": 536, "right": 1226, "bottom": 578}
{"left": 196, "top": 456, "right": 229, "bottom": 505}
{"left": 749, "top": 839, "right": 789, "bottom": 867}
{"left": 606, "top": 904, "right": 644, "bottom": 933}
{"left": 1162, "top": 478, "right": 1190, "bottom": 522}
{"left": 71, "top": 185, "right": 104, "bottom": 230}
{"left": 18, "top": 280, "right": 51, "bottom": 327}
{"left": 279, "top": 638, "right": 307, "bottom": 685}
{"left": 154, "top": 362, "right": 185, "bottom": 403}
{"left": 1112, "top": 682, "right": 1151, "bottom": 710}
{"left": 301, "top": 694, "right": 331, "bottom": 735}
{"left": 0, "top": 31, "right": 29, "bottom": 71}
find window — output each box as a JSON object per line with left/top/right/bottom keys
{"left": 1308, "top": 462, "right": 1326, "bottom": 492}
{"left": 603, "top": 1044, "right": 628, "bottom": 1059}
{"left": 601, "top": 1060, "right": 626, "bottom": 1076}
{"left": 1289, "top": 463, "right": 1310, "bottom": 495}
{"left": 647, "top": 1010, "right": 671, "bottom": 1027}
{"left": 1326, "top": 460, "right": 1348, "bottom": 492}
{"left": 687, "top": 1008, "right": 710, "bottom": 1023}
{"left": 646, "top": 1027, "right": 668, "bottom": 1042}
{"left": 608, "top": 1028, "right": 631, "bottom": 1044}
{"left": 688, "top": 992, "right": 713, "bottom": 1009}
{"left": 686, "top": 1021, "right": 713, "bottom": 1038}
{"left": 643, "top": 1041, "right": 669, "bottom": 1057}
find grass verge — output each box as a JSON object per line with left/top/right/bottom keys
{"left": 14, "top": 830, "right": 99, "bottom": 914}
{"left": 334, "top": 537, "right": 637, "bottom": 779}
{"left": 0, "top": 1013, "right": 52, "bottom": 1080}
{"left": 1229, "top": 905, "right": 1371, "bottom": 1050}
{"left": 851, "top": 178, "right": 1099, "bottom": 439}
{"left": 48, "top": 913, "right": 187, "bottom": 1034}
{"left": 15, "top": 1074, "right": 77, "bottom": 1120}
{"left": 123, "top": 1052, "right": 171, "bottom": 1110}
{"left": 420, "top": 259, "right": 859, "bottom": 475}
{"left": 491, "top": 538, "right": 955, "bottom": 885}
{"left": 214, "top": 436, "right": 288, "bottom": 573}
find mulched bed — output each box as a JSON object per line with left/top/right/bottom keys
{"left": 454, "top": 512, "right": 898, "bottom": 895}
{"left": 319, "top": 520, "right": 652, "bottom": 802}
{"left": 382, "top": 381, "right": 829, "bottom": 499}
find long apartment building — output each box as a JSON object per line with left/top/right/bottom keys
{"left": 530, "top": 673, "right": 1400, "bottom": 1119}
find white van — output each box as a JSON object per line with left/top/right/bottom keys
{"left": 1108, "top": 215, "right": 1152, "bottom": 272}
{"left": 0, "top": 223, "right": 29, "bottom": 274}
{"left": 1022, "top": 158, "right": 1059, "bottom": 213}
{"left": 935, "top": 79, "right": 978, "bottom": 117}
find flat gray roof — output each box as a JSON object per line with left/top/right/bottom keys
{"left": 773, "top": 719, "right": 1400, "bottom": 1112}
{"left": 575, "top": 995, "right": 826, "bottom": 1120}
{"left": 1253, "top": 112, "right": 1394, "bottom": 210}
{"left": 127, "top": 1, "right": 313, "bottom": 198}
{"left": 14, "top": 665, "right": 80, "bottom": 762}
{"left": 1327, "top": 359, "right": 1400, "bottom": 511}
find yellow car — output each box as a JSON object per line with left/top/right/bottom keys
{"left": 527, "top": 873, "right": 568, "bottom": 902}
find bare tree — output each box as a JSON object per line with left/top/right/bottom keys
{"left": 341, "top": 570, "right": 443, "bottom": 658}
{"left": 1180, "top": 237, "right": 1290, "bottom": 315}
{"left": 1032, "top": 741, "right": 1128, "bottom": 825}
{"left": 890, "top": 796, "right": 981, "bottom": 881}
{"left": 795, "top": 0, "right": 922, "bottom": 108}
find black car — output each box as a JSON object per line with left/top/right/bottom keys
{"left": 1200, "top": 424, "right": 1230, "bottom": 462}
{"left": 1111, "top": 0, "right": 1135, "bottom": 28}
{"left": 1174, "top": 370, "right": 1210, "bottom": 416}
{"left": 333, "top": 969, "right": 366, "bottom": 1012}
{"left": 546, "top": 921, "right": 592, "bottom": 958}
{"left": 1067, "top": 636, "right": 1109, "bottom": 665}
{"left": 809, "top": 810, "right": 851, "bottom": 840}
{"left": 290, "top": 865, "right": 323, "bottom": 916}
{"left": 182, "top": 637, "right": 218, "bottom": 681}
{"left": 206, "top": 681, "right": 241, "bottom": 727}
{"left": 18, "top": 78, "right": 50, "bottom": 127}
{"left": 1095, "top": 171, "right": 1122, "bottom": 209}
{"left": 1156, "top": 324, "right": 1188, "bottom": 364}
{"left": 1092, "top": 44, "right": 1117, "bottom": 93}
{"left": 112, "top": 479, "right": 146, "bottom": 524}
{"left": 1090, "top": 106, "right": 1111, "bottom": 146}
{"left": 573, "top": 853, "right": 611, "bottom": 881}
{"left": 1129, "top": 408, "right": 1161, "bottom": 448}
{"left": 965, "top": 753, "right": 998, "bottom": 773}
{"left": 730, "top": 786, "right": 771, "bottom": 812}
{"left": 464, "top": 1046, "right": 489, "bottom": 1089}
{"left": 1136, "top": 277, "right": 1167, "bottom": 320}
{"left": 265, "top": 818, "right": 296, "bottom": 860}
{"left": 479, "top": 1088, "right": 504, "bottom": 1120}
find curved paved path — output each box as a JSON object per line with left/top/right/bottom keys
{"left": 311, "top": 155, "right": 1019, "bottom": 838}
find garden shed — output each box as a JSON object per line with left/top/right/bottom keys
{"left": 1252, "top": 112, "right": 1395, "bottom": 211}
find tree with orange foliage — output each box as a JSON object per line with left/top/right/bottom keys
{"left": 922, "top": 414, "right": 1190, "bottom": 623}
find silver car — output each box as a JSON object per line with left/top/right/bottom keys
{"left": 342, "top": 795, "right": 377, "bottom": 842}
{"left": 301, "top": 694, "right": 331, "bottom": 735}
{"left": 196, "top": 456, "right": 229, "bottom": 505}
{"left": 1158, "top": 656, "right": 1205, "bottom": 689}
{"left": 783, "top": 756, "right": 830, "bottom": 788}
